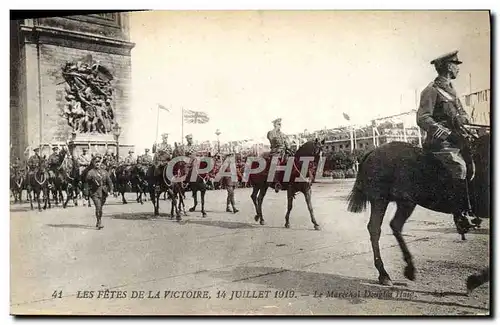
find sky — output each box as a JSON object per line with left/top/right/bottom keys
{"left": 128, "top": 10, "right": 490, "bottom": 150}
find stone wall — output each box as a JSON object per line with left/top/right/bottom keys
{"left": 10, "top": 13, "right": 135, "bottom": 161}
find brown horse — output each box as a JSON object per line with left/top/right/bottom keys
{"left": 248, "top": 139, "right": 325, "bottom": 230}
{"left": 26, "top": 159, "right": 51, "bottom": 211}
{"left": 347, "top": 130, "right": 490, "bottom": 286}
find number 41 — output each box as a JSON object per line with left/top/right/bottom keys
{"left": 52, "top": 290, "right": 62, "bottom": 298}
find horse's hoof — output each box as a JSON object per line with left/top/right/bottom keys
{"left": 285, "top": 223, "right": 290, "bottom": 228}
{"left": 404, "top": 265, "right": 416, "bottom": 281}
{"left": 176, "top": 216, "right": 182, "bottom": 222}
{"left": 189, "top": 207, "right": 195, "bottom": 212}
{"left": 378, "top": 276, "right": 393, "bottom": 286}
{"left": 123, "top": 201, "right": 128, "bottom": 204}
{"left": 202, "top": 213, "right": 207, "bottom": 218}
{"left": 260, "top": 220, "right": 266, "bottom": 225}
{"left": 314, "top": 225, "right": 321, "bottom": 231}
{"left": 254, "top": 215, "right": 259, "bottom": 222}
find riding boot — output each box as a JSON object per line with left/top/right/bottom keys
{"left": 452, "top": 178, "right": 476, "bottom": 229}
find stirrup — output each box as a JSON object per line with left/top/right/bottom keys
{"left": 274, "top": 182, "right": 282, "bottom": 192}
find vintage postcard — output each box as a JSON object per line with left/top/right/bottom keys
{"left": 9, "top": 10, "right": 490, "bottom": 316}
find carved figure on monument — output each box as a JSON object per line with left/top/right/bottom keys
{"left": 61, "top": 55, "right": 116, "bottom": 134}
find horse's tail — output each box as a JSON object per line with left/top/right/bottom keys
{"left": 347, "top": 150, "right": 372, "bottom": 213}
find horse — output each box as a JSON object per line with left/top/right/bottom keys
{"left": 26, "top": 159, "right": 51, "bottom": 211}
{"left": 133, "top": 163, "right": 150, "bottom": 204}
{"left": 346, "top": 130, "right": 490, "bottom": 286}
{"left": 147, "top": 159, "right": 184, "bottom": 219}
{"left": 10, "top": 165, "right": 26, "bottom": 203}
{"left": 114, "top": 163, "right": 136, "bottom": 204}
{"left": 47, "top": 148, "right": 69, "bottom": 206}
{"left": 58, "top": 150, "right": 81, "bottom": 208}
{"left": 248, "top": 139, "right": 326, "bottom": 230}
{"left": 172, "top": 148, "right": 209, "bottom": 217}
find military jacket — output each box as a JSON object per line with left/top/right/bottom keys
{"left": 124, "top": 155, "right": 135, "bottom": 164}
{"left": 48, "top": 153, "right": 60, "bottom": 167}
{"left": 27, "top": 154, "right": 41, "bottom": 169}
{"left": 86, "top": 168, "right": 114, "bottom": 195}
{"left": 267, "top": 129, "right": 288, "bottom": 153}
{"left": 417, "top": 76, "right": 470, "bottom": 151}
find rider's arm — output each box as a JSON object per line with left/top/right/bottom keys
{"left": 416, "top": 86, "right": 451, "bottom": 140}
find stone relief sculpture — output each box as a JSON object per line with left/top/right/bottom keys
{"left": 61, "top": 55, "right": 116, "bottom": 134}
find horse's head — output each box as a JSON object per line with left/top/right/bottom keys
{"left": 295, "top": 138, "right": 326, "bottom": 164}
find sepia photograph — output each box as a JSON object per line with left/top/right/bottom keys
{"left": 9, "top": 9, "right": 491, "bottom": 316}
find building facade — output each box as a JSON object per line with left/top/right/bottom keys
{"left": 10, "top": 13, "right": 135, "bottom": 160}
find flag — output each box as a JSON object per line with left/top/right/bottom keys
{"left": 343, "top": 112, "right": 350, "bottom": 121}
{"left": 158, "top": 103, "right": 170, "bottom": 112}
{"left": 184, "top": 110, "right": 210, "bottom": 124}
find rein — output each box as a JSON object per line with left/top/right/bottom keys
{"left": 34, "top": 170, "right": 47, "bottom": 185}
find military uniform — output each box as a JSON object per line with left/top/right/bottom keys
{"left": 47, "top": 147, "right": 61, "bottom": 179}
{"left": 103, "top": 152, "right": 116, "bottom": 168}
{"left": 223, "top": 154, "right": 239, "bottom": 213}
{"left": 27, "top": 149, "right": 42, "bottom": 171}
{"left": 138, "top": 149, "right": 154, "bottom": 165}
{"left": 86, "top": 155, "right": 114, "bottom": 229}
{"left": 267, "top": 118, "right": 289, "bottom": 192}
{"left": 416, "top": 50, "right": 476, "bottom": 220}
{"left": 124, "top": 150, "right": 135, "bottom": 165}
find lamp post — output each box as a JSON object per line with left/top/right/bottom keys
{"left": 112, "top": 123, "right": 122, "bottom": 160}
{"left": 215, "top": 129, "right": 221, "bottom": 153}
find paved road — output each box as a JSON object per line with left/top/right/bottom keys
{"left": 10, "top": 180, "right": 489, "bottom": 315}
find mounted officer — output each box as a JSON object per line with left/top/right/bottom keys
{"left": 47, "top": 145, "right": 61, "bottom": 180}
{"left": 416, "top": 50, "right": 479, "bottom": 226}
{"left": 124, "top": 149, "right": 135, "bottom": 165}
{"left": 27, "top": 147, "right": 43, "bottom": 174}
{"left": 103, "top": 149, "right": 115, "bottom": 168}
{"left": 138, "top": 148, "right": 154, "bottom": 165}
{"left": 267, "top": 118, "right": 290, "bottom": 192}
{"left": 86, "top": 154, "right": 113, "bottom": 229}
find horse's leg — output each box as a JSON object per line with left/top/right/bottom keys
{"left": 29, "top": 188, "right": 34, "bottom": 210}
{"left": 304, "top": 185, "right": 320, "bottom": 230}
{"left": 367, "top": 199, "right": 391, "bottom": 285}
{"left": 179, "top": 187, "right": 187, "bottom": 216}
{"left": 251, "top": 186, "right": 260, "bottom": 222}
{"left": 45, "top": 186, "right": 51, "bottom": 210}
{"left": 390, "top": 200, "right": 417, "bottom": 281}
{"left": 121, "top": 188, "right": 127, "bottom": 204}
{"left": 200, "top": 189, "right": 207, "bottom": 217}
{"left": 36, "top": 190, "right": 42, "bottom": 212}
{"left": 150, "top": 185, "right": 158, "bottom": 216}
{"left": 189, "top": 188, "right": 198, "bottom": 212}
{"left": 63, "top": 184, "right": 71, "bottom": 209}
{"left": 257, "top": 185, "right": 268, "bottom": 225}
{"left": 284, "top": 187, "right": 294, "bottom": 228}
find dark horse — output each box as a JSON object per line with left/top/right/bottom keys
{"left": 248, "top": 139, "right": 325, "bottom": 230}
{"left": 58, "top": 149, "right": 82, "bottom": 208}
{"left": 147, "top": 160, "right": 184, "bottom": 219}
{"left": 347, "top": 130, "right": 490, "bottom": 286}
{"left": 10, "top": 165, "right": 26, "bottom": 203}
{"left": 172, "top": 149, "right": 209, "bottom": 217}
{"left": 26, "top": 159, "right": 51, "bottom": 211}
